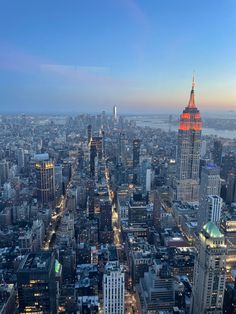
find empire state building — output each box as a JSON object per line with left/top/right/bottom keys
{"left": 176, "top": 78, "right": 202, "bottom": 202}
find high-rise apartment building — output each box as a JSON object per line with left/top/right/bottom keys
{"left": 35, "top": 160, "right": 55, "bottom": 206}
{"left": 198, "top": 164, "right": 221, "bottom": 230}
{"left": 17, "top": 252, "right": 58, "bottom": 314}
{"left": 191, "top": 222, "right": 226, "bottom": 313}
{"left": 176, "top": 78, "right": 202, "bottom": 202}
{"left": 103, "top": 261, "right": 125, "bottom": 314}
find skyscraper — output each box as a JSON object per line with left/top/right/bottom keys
{"left": 17, "top": 148, "right": 25, "bottom": 172}
{"left": 90, "top": 139, "right": 97, "bottom": 178}
{"left": 113, "top": 105, "right": 117, "bottom": 122}
{"left": 118, "top": 132, "right": 126, "bottom": 164}
{"left": 0, "top": 159, "right": 9, "bottom": 185}
{"left": 190, "top": 222, "right": 226, "bottom": 313}
{"left": 92, "top": 136, "right": 103, "bottom": 160}
{"left": 176, "top": 78, "right": 202, "bottom": 202}
{"left": 198, "top": 164, "right": 221, "bottom": 230}
{"left": 55, "top": 164, "right": 63, "bottom": 197}
{"left": 133, "top": 139, "right": 141, "bottom": 184}
{"left": 226, "top": 172, "right": 236, "bottom": 205}
{"left": 17, "top": 252, "right": 58, "bottom": 314}
{"left": 35, "top": 160, "right": 55, "bottom": 206}
{"left": 87, "top": 124, "right": 92, "bottom": 144}
{"left": 212, "top": 139, "right": 223, "bottom": 167}
{"left": 103, "top": 261, "right": 125, "bottom": 314}
{"left": 101, "top": 129, "right": 105, "bottom": 158}
{"left": 206, "top": 195, "right": 222, "bottom": 226}
{"left": 99, "top": 198, "right": 113, "bottom": 243}
{"left": 221, "top": 152, "right": 236, "bottom": 180}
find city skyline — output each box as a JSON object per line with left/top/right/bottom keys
{"left": 1, "top": 100, "right": 236, "bottom": 312}
{"left": 0, "top": 0, "right": 236, "bottom": 114}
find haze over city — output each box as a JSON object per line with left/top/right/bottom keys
{"left": 0, "top": 0, "right": 236, "bottom": 114}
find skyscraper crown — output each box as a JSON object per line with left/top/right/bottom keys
{"left": 179, "top": 78, "right": 202, "bottom": 131}
{"left": 188, "top": 76, "right": 196, "bottom": 109}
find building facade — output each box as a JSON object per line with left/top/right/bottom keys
{"left": 35, "top": 160, "right": 55, "bottom": 206}
{"left": 198, "top": 164, "right": 221, "bottom": 230}
{"left": 138, "top": 261, "right": 175, "bottom": 312}
{"left": 133, "top": 139, "right": 141, "bottom": 184}
{"left": 206, "top": 195, "right": 222, "bottom": 226}
{"left": 17, "top": 252, "right": 58, "bottom": 314}
{"left": 103, "top": 262, "right": 125, "bottom": 314}
{"left": 191, "top": 222, "right": 226, "bottom": 313}
{"left": 176, "top": 78, "right": 202, "bottom": 202}
{"left": 212, "top": 139, "right": 223, "bottom": 167}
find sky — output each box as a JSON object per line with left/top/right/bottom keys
{"left": 0, "top": 0, "right": 236, "bottom": 114}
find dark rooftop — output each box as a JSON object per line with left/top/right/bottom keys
{"left": 18, "top": 252, "right": 53, "bottom": 272}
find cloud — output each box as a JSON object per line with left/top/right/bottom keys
{"left": 41, "top": 64, "right": 110, "bottom": 76}
{"left": 40, "top": 64, "right": 110, "bottom": 81}
{"left": 40, "top": 63, "right": 136, "bottom": 87}
{"left": 0, "top": 43, "right": 136, "bottom": 88}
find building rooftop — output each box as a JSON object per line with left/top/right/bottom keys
{"left": 76, "top": 264, "right": 98, "bottom": 274}
{"left": 18, "top": 252, "right": 53, "bottom": 272}
{"left": 105, "top": 261, "right": 122, "bottom": 272}
{"left": 205, "top": 163, "right": 218, "bottom": 170}
{"left": 0, "top": 284, "right": 15, "bottom": 313}
{"left": 108, "top": 246, "right": 118, "bottom": 262}
{"left": 33, "top": 153, "right": 49, "bottom": 161}
{"left": 202, "top": 221, "right": 224, "bottom": 238}
{"left": 77, "top": 295, "right": 99, "bottom": 306}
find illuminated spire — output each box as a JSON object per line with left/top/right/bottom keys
{"left": 179, "top": 75, "right": 202, "bottom": 132}
{"left": 188, "top": 75, "right": 196, "bottom": 109}
{"left": 192, "top": 74, "right": 195, "bottom": 89}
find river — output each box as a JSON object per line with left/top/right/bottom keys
{"left": 127, "top": 115, "right": 236, "bottom": 139}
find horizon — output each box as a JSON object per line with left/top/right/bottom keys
{"left": 1, "top": 109, "right": 236, "bottom": 117}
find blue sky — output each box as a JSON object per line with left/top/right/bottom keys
{"left": 0, "top": 0, "right": 236, "bottom": 114}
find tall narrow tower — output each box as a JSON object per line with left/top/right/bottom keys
{"left": 212, "top": 139, "right": 223, "bottom": 167}
{"left": 113, "top": 105, "right": 117, "bottom": 122}
{"left": 87, "top": 124, "right": 92, "bottom": 144}
{"left": 198, "top": 164, "right": 221, "bottom": 230}
{"left": 133, "top": 139, "right": 141, "bottom": 184}
{"left": 190, "top": 222, "right": 226, "bottom": 313}
{"left": 176, "top": 78, "right": 202, "bottom": 202}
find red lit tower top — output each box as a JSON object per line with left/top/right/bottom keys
{"left": 179, "top": 77, "right": 202, "bottom": 131}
